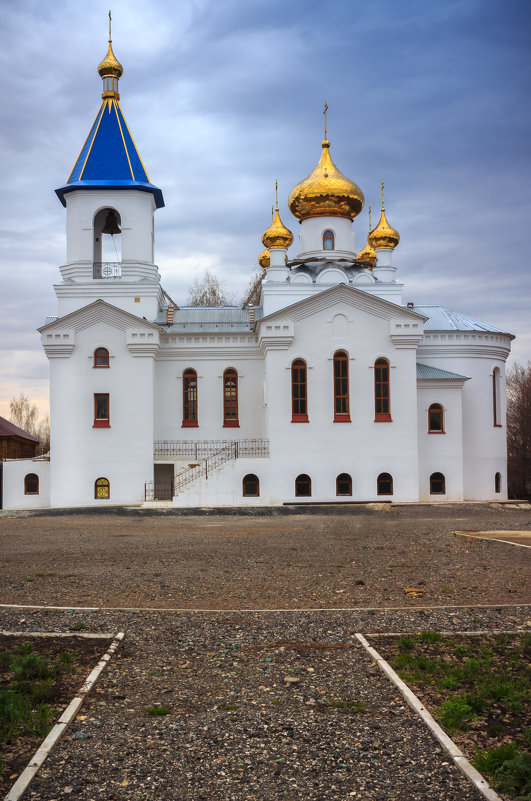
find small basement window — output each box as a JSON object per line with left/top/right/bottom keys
{"left": 243, "top": 474, "right": 260, "bottom": 497}
{"left": 24, "top": 473, "right": 39, "bottom": 495}
{"left": 295, "top": 474, "right": 312, "bottom": 497}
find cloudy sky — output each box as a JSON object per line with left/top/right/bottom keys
{"left": 1, "top": 0, "right": 530, "bottom": 418}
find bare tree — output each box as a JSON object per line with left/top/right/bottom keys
{"left": 9, "top": 393, "right": 50, "bottom": 455}
{"left": 506, "top": 361, "right": 531, "bottom": 499}
{"left": 241, "top": 268, "right": 265, "bottom": 308}
{"left": 187, "top": 270, "right": 234, "bottom": 306}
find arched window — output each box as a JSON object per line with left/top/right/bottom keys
{"left": 93, "top": 347, "right": 109, "bottom": 368}
{"left": 430, "top": 472, "right": 445, "bottom": 495}
{"left": 336, "top": 473, "right": 352, "bottom": 496}
{"left": 377, "top": 473, "right": 393, "bottom": 495}
{"left": 428, "top": 403, "right": 444, "bottom": 433}
{"left": 333, "top": 351, "right": 350, "bottom": 421}
{"left": 243, "top": 474, "right": 260, "bottom": 497}
{"left": 492, "top": 367, "right": 501, "bottom": 426}
{"left": 95, "top": 477, "right": 110, "bottom": 499}
{"left": 93, "top": 207, "right": 122, "bottom": 276}
{"left": 374, "top": 358, "right": 391, "bottom": 421}
{"left": 295, "top": 474, "right": 311, "bottom": 497}
{"left": 223, "top": 368, "right": 239, "bottom": 427}
{"left": 291, "top": 359, "right": 308, "bottom": 422}
{"left": 495, "top": 472, "right": 501, "bottom": 493}
{"left": 323, "top": 230, "right": 335, "bottom": 250}
{"left": 182, "top": 369, "right": 198, "bottom": 427}
{"left": 24, "top": 473, "right": 39, "bottom": 495}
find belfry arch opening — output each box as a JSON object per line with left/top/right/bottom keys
{"left": 93, "top": 207, "right": 122, "bottom": 276}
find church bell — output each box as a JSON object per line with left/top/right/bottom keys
{"left": 101, "top": 209, "right": 121, "bottom": 236}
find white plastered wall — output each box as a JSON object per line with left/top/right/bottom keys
{"left": 417, "top": 384, "right": 464, "bottom": 502}
{"left": 2, "top": 460, "right": 50, "bottom": 510}
{"left": 48, "top": 321, "right": 156, "bottom": 506}
{"left": 417, "top": 334, "right": 511, "bottom": 501}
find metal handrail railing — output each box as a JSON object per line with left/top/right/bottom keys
{"left": 154, "top": 439, "right": 269, "bottom": 459}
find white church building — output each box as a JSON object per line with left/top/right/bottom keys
{"left": 2, "top": 33, "right": 513, "bottom": 510}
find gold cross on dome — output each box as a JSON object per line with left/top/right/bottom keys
{"left": 323, "top": 101, "right": 328, "bottom": 139}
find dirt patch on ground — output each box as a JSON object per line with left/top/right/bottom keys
{"left": 0, "top": 635, "right": 112, "bottom": 792}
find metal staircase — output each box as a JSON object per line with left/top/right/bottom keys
{"left": 145, "top": 439, "right": 269, "bottom": 500}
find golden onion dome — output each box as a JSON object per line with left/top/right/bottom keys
{"left": 258, "top": 248, "right": 270, "bottom": 270}
{"left": 288, "top": 139, "right": 364, "bottom": 222}
{"left": 356, "top": 239, "right": 377, "bottom": 267}
{"left": 98, "top": 40, "right": 123, "bottom": 79}
{"left": 368, "top": 183, "right": 400, "bottom": 250}
{"left": 262, "top": 207, "right": 294, "bottom": 250}
{"left": 356, "top": 205, "right": 377, "bottom": 266}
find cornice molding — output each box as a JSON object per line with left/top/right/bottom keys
{"left": 39, "top": 299, "right": 160, "bottom": 336}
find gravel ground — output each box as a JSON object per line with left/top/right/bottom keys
{"left": 0, "top": 506, "right": 529, "bottom": 800}
{"left": 0, "top": 505, "right": 529, "bottom": 609}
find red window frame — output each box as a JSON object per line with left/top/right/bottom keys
{"left": 93, "top": 347, "right": 110, "bottom": 368}
{"left": 374, "top": 358, "right": 392, "bottom": 421}
{"left": 242, "top": 474, "right": 260, "bottom": 497}
{"left": 182, "top": 369, "right": 198, "bottom": 427}
{"left": 323, "top": 229, "right": 335, "bottom": 250}
{"left": 95, "top": 477, "right": 110, "bottom": 499}
{"left": 333, "top": 350, "right": 350, "bottom": 421}
{"left": 295, "top": 474, "right": 311, "bottom": 497}
{"left": 291, "top": 359, "right": 308, "bottom": 422}
{"left": 430, "top": 472, "right": 446, "bottom": 494}
{"left": 377, "top": 472, "right": 393, "bottom": 495}
{"left": 93, "top": 393, "right": 110, "bottom": 427}
{"left": 24, "top": 473, "right": 39, "bottom": 495}
{"left": 223, "top": 368, "right": 239, "bottom": 427}
{"left": 428, "top": 403, "right": 444, "bottom": 433}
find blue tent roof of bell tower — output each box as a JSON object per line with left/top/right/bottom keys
{"left": 55, "top": 99, "right": 164, "bottom": 208}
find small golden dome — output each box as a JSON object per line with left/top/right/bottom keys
{"left": 98, "top": 40, "right": 123, "bottom": 79}
{"left": 262, "top": 208, "right": 294, "bottom": 250}
{"left": 368, "top": 183, "right": 400, "bottom": 250}
{"left": 258, "top": 249, "right": 270, "bottom": 270}
{"left": 356, "top": 240, "right": 377, "bottom": 267}
{"left": 288, "top": 139, "right": 364, "bottom": 222}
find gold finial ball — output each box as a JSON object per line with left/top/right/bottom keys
{"left": 368, "top": 208, "right": 400, "bottom": 250}
{"left": 98, "top": 41, "right": 123, "bottom": 79}
{"left": 289, "top": 139, "right": 364, "bottom": 222}
{"left": 262, "top": 208, "right": 294, "bottom": 250}
{"left": 258, "top": 249, "right": 270, "bottom": 270}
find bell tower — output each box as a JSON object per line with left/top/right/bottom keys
{"left": 54, "top": 14, "right": 165, "bottom": 319}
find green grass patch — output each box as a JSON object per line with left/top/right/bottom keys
{"left": 384, "top": 633, "right": 531, "bottom": 800}
{"left": 326, "top": 700, "right": 366, "bottom": 712}
{"left": 474, "top": 744, "right": 531, "bottom": 798}
{"left": 146, "top": 706, "right": 170, "bottom": 716}
{"left": 0, "top": 642, "right": 77, "bottom": 750}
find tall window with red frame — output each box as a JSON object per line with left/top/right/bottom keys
{"left": 223, "top": 368, "right": 239, "bottom": 427}
{"left": 333, "top": 351, "right": 350, "bottom": 421}
{"left": 374, "top": 358, "right": 391, "bottom": 421}
{"left": 182, "top": 369, "right": 198, "bottom": 427}
{"left": 291, "top": 359, "right": 308, "bottom": 422}
{"left": 93, "top": 393, "right": 110, "bottom": 427}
